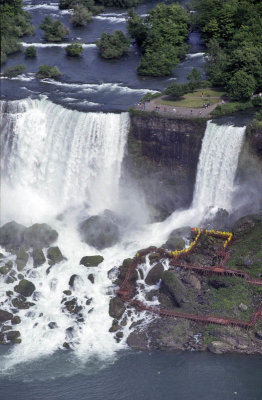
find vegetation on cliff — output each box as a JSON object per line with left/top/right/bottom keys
{"left": 127, "top": 3, "right": 190, "bottom": 76}
{"left": 96, "top": 31, "right": 130, "bottom": 59}
{"left": 1, "top": 0, "right": 35, "bottom": 64}
{"left": 194, "top": 0, "right": 262, "bottom": 100}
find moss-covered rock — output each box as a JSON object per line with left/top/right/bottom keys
{"left": 0, "top": 261, "right": 13, "bottom": 275}
{"left": 88, "top": 274, "right": 94, "bottom": 284}
{"left": 15, "top": 248, "right": 29, "bottom": 271}
{"left": 109, "top": 297, "right": 126, "bottom": 319}
{"left": 161, "top": 270, "right": 187, "bottom": 306}
{"left": 24, "top": 223, "right": 58, "bottom": 249}
{"left": 12, "top": 295, "right": 34, "bottom": 309}
{"left": 32, "top": 248, "right": 46, "bottom": 267}
{"left": 80, "top": 255, "right": 104, "bottom": 267}
{"left": 145, "top": 263, "right": 164, "bottom": 285}
{"left": 14, "top": 279, "right": 35, "bottom": 297}
{"left": 47, "top": 246, "right": 65, "bottom": 265}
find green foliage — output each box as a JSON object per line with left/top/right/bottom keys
{"left": 36, "top": 65, "right": 62, "bottom": 79}
{"left": 195, "top": 0, "right": 262, "bottom": 100}
{"left": 140, "top": 92, "right": 161, "bottom": 102}
{"left": 96, "top": 31, "right": 130, "bottom": 59}
{"left": 96, "top": 0, "right": 139, "bottom": 7}
{"left": 211, "top": 101, "right": 253, "bottom": 117}
{"left": 40, "top": 16, "right": 69, "bottom": 42}
{"left": 65, "top": 42, "right": 84, "bottom": 56}
{"left": 128, "top": 4, "right": 190, "bottom": 77}
{"left": 3, "top": 64, "right": 26, "bottom": 78}
{"left": 71, "top": 6, "right": 92, "bottom": 26}
{"left": 227, "top": 70, "right": 256, "bottom": 101}
{"left": 0, "top": 0, "right": 35, "bottom": 63}
{"left": 164, "top": 83, "right": 189, "bottom": 99}
{"left": 25, "top": 46, "right": 37, "bottom": 58}
{"left": 187, "top": 68, "right": 202, "bottom": 91}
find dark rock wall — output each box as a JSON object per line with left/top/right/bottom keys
{"left": 124, "top": 111, "right": 207, "bottom": 217}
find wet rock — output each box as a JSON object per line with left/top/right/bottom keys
{"left": 24, "top": 223, "right": 58, "bottom": 249}
{"left": 208, "top": 279, "right": 229, "bottom": 289}
{"left": 6, "top": 291, "right": 13, "bottom": 297}
{"left": 163, "top": 227, "right": 191, "bottom": 250}
{"left": 145, "top": 263, "right": 164, "bottom": 285}
{"left": 164, "top": 237, "right": 185, "bottom": 251}
{"left": 109, "top": 319, "right": 120, "bottom": 332}
{"left": 0, "top": 309, "right": 13, "bottom": 322}
{"left": 15, "top": 248, "right": 29, "bottom": 271}
{"left": 48, "top": 322, "right": 58, "bottom": 329}
{"left": 0, "top": 253, "right": 4, "bottom": 258}
{"left": 255, "top": 330, "right": 262, "bottom": 340}
{"left": 203, "top": 208, "right": 229, "bottom": 230}
{"left": 239, "top": 303, "right": 248, "bottom": 312}
{"left": 79, "top": 210, "right": 120, "bottom": 250}
{"left": 63, "top": 290, "right": 72, "bottom": 296}
{"left": 88, "top": 274, "right": 94, "bottom": 284}
{"left": 12, "top": 295, "right": 35, "bottom": 309}
{"left": 6, "top": 276, "right": 16, "bottom": 284}
{"left": 14, "top": 279, "right": 36, "bottom": 297}
{"left": 11, "top": 315, "right": 21, "bottom": 325}
{"left": 109, "top": 297, "right": 126, "bottom": 319}
{"left": 17, "top": 274, "right": 24, "bottom": 280}
{"left": 116, "top": 331, "right": 123, "bottom": 339}
{"left": 146, "top": 290, "right": 159, "bottom": 301}
{"left": 64, "top": 298, "right": 82, "bottom": 314}
{"left": 63, "top": 342, "right": 70, "bottom": 349}
{"left": 0, "top": 221, "right": 26, "bottom": 249}
{"left": 117, "top": 258, "right": 138, "bottom": 285}
{"left": 80, "top": 255, "right": 104, "bottom": 267}
{"left": 68, "top": 274, "right": 78, "bottom": 289}
{"left": 6, "top": 330, "right": 21, "bottom": 343}
{"left": 86, "top": 298, "right": 92, "bottom": 305}
{"left": 47, "top": 246, "right": 65, "bottom": 265}
{"left": 0, "top": 261, "right": 13, "bottom": 275}
{"left": 161, "top": 271, "right": 187, "bottom": 306}
{"left": 32, "top": 248, "right": 46, "bottom": 267}
{"left": 208, "top": 341, "right": 232, "bottom": 354}
{"left": 127, "top": 331, "right": 148, "bottom": 350}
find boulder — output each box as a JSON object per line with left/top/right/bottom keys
{"left": 109, "top": 297, "right": 126, "bottom": 319}
{"left": 63, "top": 290, "right": 72, "bottom": 296}
{"left": 48, "top": 322, "right": 58, "bottom": 329}
{"left": 6, "top": 330, "right": 21, "bottom": 343}
{"left": 109, "top": 319, "right": 121, "bottom": 333}
{"left": 68, "top": 274, "right": 78, "bottom": 289}
{"left": 208, "top": 341, "right": 232, "bottom": 354}
{"left": 11, "top": 315, "right": 21, "bottom": 325}
{"left": 0, "top": 261, "right": 13, "bottom": 275}
{"left": 0, "top": 309, "right": 13, "bottom": 322}
{"left": 208, "top": 279, "right": 229, "bottom": 289}
{"left": 47, "top": 246, "right": 64, "bottom": 265}
{"left": 24, "top": 223, "right": 58, "bottom": 249}
{"left": 15, "top": 248, "right": 29, "bottom": 271}
{"left": 79, "top": 210, "right": 120, "bottom": 250}
{"left": 0, "top": 221, "right": 26, "bottom": 249}
{"left": 163, "top": 226, "right": 191, "bottom": 250}
{"left": 32, "top": 248, "right": 46, "bottom": 267}
{"left": 12, "top": 295, "right": 35, "bottom": 309}
{"left": 80, "top": 255, "right": 104, "bottom": 267}
{"left": 88, "top": 274, "right": 94, "bottom": 284}
{"left": 185, "top": 274, "right": 201, "bottom": 290}
{"left": 14, "top": 279, "right": 36, "bottom": 297}
{"left": 64, "top": 298, "right": 82, "bottom": 314}
{"left": 161, "top": 271, "right": 187, "bottom": 306}
{"left": 145, "top": 263, "right": 164, "bottom": 285}
{"left": 233, "top": 214, "right": 262, "bottom": 238}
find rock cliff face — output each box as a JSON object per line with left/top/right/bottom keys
{"left": 124, "top": 111, "right": 207, "bottom": 218}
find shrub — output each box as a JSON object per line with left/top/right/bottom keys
{"left": 3, "top": 64, "right": 26, "bottom": 78}
{"left": 211, "top": 101, "right": 253, "bottom": 117}
{"left": 40, "top": 16, "right": 69, "bottom": 42}
{"left": 96, "top": 31, "right": 130, "bottom": 59}
{"left": 164, "top": 83, "right": 189, "bottom": 99}
{"left": 36, "top": 65, "right": 62, "bottom": 79}
{"left": 187, "top": 68, "right": 202, "bottom": 91}
{"left": 65, "top": 42, "right": 84, "bottom": 56}
{"left": 25, "top": 45, "right": 37, "bottom": 58}
{"left": 71, "top": 6, "right": 92, "bottom": 27}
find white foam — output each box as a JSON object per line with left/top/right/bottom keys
{"left": 94, "top": 15, "right": 126, "bottom": 23}
{"left": 186, "top": 52, "right": 205, "bottom": 59}
{"left": 21, "top": 42, "right": 95, "bottom": 48}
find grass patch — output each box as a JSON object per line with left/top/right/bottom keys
{"left": 156, "top": 88, "right": 225, "bottom": 108}
{"left": 211, "top": 101, "right": 253, "bottom": 116}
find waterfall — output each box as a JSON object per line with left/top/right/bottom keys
{"left": 192, "top": 120, "right": 245, "bottom": 212}
{"left": 1, "top": 97, "right": 129, "bottom": 221}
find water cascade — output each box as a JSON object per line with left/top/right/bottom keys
{"left": 0, "top": 98, "right": 246, "bottom": 370}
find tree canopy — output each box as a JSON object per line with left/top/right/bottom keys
{"left": 96, "top": 31, "right": 130, "bottom": 59}
{"left": 40, "top": 17, "right": 70, "bottom": 42}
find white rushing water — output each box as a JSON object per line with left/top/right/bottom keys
{"left": 0, "top": 99, "right": 246, "bottom": 370}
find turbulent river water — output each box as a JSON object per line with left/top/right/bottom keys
{"left": 1, "top": 1, "right": 262, "bottom": 398}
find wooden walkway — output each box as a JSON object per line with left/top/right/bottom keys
{"left": 116, "top": 229, "right": 262, "bottom": 329}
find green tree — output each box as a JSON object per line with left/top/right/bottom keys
{"left": 71, "top": 6, "right": 92, "bottom": 26}
{"left": 96, "top": 31, "right": 130, "bottom": 59}
{"left": 25, "top": 45, "right": 37, "bottom": 58}
{"left": 164, "top": 83, "right": 188, "bottom": 99}
{"left": 187, "top": 68, "right": 202, "bottom": 91}
{"left": 3, "top": 64, "right": 26, "bottom": 78}
{"left": 227, "top": 70, "right": 256, "bottom": 101}
{"left": 65, "top": 42, "right": 84, "bottom": 56}
{"left": 127, "top": 10, "right": 148, "bottom": 46}
{"left": 36, "top": 65, "right": 62, "bottom": 79}
{"left": 40, "top": 17, "right": 69, "bottom": 42}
